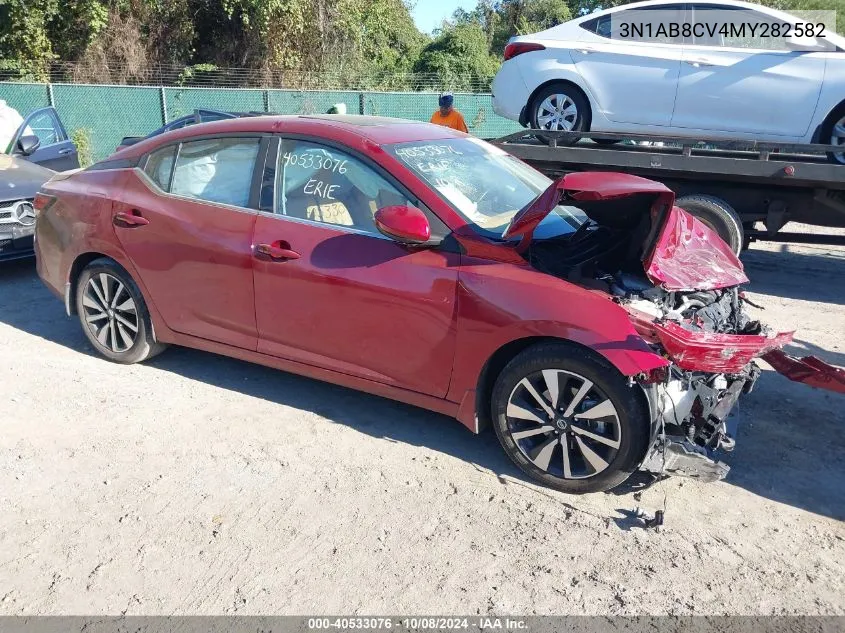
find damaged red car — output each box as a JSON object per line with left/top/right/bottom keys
{"left": 34, "top": 115, "right": 831, "bottom": 494}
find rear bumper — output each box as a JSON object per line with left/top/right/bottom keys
{"left": 492, "top": 62, "right": 529, "bottom": 122}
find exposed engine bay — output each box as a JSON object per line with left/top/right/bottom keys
{"left": 524, "top": 190, "right": 774, "bottom": 482}
{"left": 504, "top": 171, "right": 845, "bottom": 484}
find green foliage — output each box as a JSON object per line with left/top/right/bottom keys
{"left": 0, "top": 0, "right": 840, "bottom": 93}
{"left": 0, "top": 0, "right": 59, "bottom": 80}
{"left": 70, "top": 127, "right": 93, "bottom": 167}
{"left": 177, "top": 64, "right": 220, "bottom": 86}
{"left": 46, "top": 0, "right": 109, "bottom": 60}
{"left": 414, "top": 23, "right": 500, "bottom": 89}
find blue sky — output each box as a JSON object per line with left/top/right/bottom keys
{"left": 412, "top": 0, "right": 477, "bottom": 34}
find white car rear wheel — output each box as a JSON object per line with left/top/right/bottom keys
{"left": 828, "top": 114, "right": 845, "bottom": 165}
{"left": 530, "top": 83, "right": 589, "bottom": 146}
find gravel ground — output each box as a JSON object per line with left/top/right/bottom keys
{"left": 1, "top": 225, "right": 843, "bottom": 615}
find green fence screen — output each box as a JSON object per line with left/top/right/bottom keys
{"left": 1, "top": 82, "right": 522, "bottom": 163}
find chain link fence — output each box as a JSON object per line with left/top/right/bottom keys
{"left": 1, "top": 79, "right": 522, "bottom": 163}
{"left": 0, "top": 62, "right": 497, "bottom": 93}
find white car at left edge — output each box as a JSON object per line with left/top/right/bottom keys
{"left": 492, "top": 0, "right": 845, "bottom": 163}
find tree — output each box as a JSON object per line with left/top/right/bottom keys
{"left": 0, "top": 0, "right": 59, "bottom": 79}
{"left": 413, "top": 22, "right": 501, "bottom": 89}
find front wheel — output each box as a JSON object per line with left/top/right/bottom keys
{"left": 491, "top": 343, "right": 650, "bottom": 494}
{"left": 76, "top": 258, "right": 167, "bottom": 364}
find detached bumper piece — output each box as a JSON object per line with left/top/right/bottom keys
{"left": 764, "top": 349, "right": 845, "bottom": 395}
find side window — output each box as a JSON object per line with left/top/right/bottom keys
{"left": 143, "top": 145, "right": 177, "bottom": 191}
{"left": 275, "top": 139, "right": 413, "bottom": 236}
{"left": 25, "top": 110, "right": 64, "bottom": 146}
{"left": 170, "top": 137, "right": 261, "bottom": 208}
{"left": 580, "top": 14, "right": 612, "bottom": 38}
{"left": 691, "top": 6, "right": 790, "bottom": 50}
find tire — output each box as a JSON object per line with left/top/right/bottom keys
{"left": 75, "top": 258, "right": 166, "bottom": 364}
{"left": 491, "top": 342, "right": 650, "bottom": 494}
{"left": 820, "top": 103, "right": 845, "bottom": 165}
{"left": 675, "top": 195, "right": 744, "bottom": 256}
{"left": 530, "top": 83, "right": 590, "bottom": 146}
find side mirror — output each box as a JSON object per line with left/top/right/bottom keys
{"left": 374, "top": 205, "right": 431, "bottom": 245}
{"left": 16, "top": 135, "right": 41, "bottom": 156}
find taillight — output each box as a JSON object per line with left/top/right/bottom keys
{"left": 503, "top": 42, "right": 545, "bottom": 61}
{"left": 33, "top": 193, "right": 56, "bottom": 215}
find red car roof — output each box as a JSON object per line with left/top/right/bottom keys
{"left": 114, "top": 115, "right": 464, "bottom": 160}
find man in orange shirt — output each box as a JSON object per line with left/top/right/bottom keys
{"left": 430, "top": 92, "right": 468, "bottom": 133}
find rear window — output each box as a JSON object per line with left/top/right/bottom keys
{"left": 143, "top": 146, "right": 176, "bottom": 190}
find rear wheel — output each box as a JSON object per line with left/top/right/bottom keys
{"left": 530, "top": 83, "right": 590, "bottom": 146}
{"left": 75, "top": 258, "right": 166, "bottom": 364}
{"left": 675, "top": 195, "right": 744, "bottom": 256}
{"left": 491, "top": 343, "right": 650, "bottom": 494}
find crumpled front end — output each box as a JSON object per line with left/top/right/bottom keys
{"left": 617, "top": 277, "right": 789, "bottom": 482}
{"left": 513, "top": 172, "right": 804, "bottom": 483}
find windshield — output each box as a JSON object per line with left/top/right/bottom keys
{"left": 385, "top": 137, "right": 587, "bottom": 239}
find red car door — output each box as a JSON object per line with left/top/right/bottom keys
{"left": 111, "top": 136, "right": 262, "bottom": 350}
{"left": 252, "top": 138, "right": 459, "bottom": 397}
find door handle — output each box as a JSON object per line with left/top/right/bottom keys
{"left": 255, "top": 242, "right": 301, "bottom": 261}
{"left": 685, "top": 59, "right": 715, "bottom": 67}
{"left": 576, "top": 46, "right": 596, "bottom": 54}
{"left": 58, "top": 148, "right": 74, "bottom": 155}
{"left": 113, "top": 211, "right": 149, "bottom": 227}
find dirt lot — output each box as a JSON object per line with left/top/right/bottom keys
{"left": 1, "top": 226, "right": 844, "bottom": 616}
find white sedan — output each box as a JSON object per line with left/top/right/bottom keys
{"left": 492, "top": 0, "right": 845, "bottom": 163}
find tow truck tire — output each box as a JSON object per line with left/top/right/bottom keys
{"left": 675, "top": 195, "right": 744, "bottom": 256}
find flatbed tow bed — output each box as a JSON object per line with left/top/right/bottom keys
{"left": 491, "top": 130, "right": 845, "bottom": 251}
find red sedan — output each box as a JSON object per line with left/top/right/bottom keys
{"left": 33, "top": 115, "right": 827, "bottom": 493}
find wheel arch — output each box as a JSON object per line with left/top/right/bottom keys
{"left": 67, "top": 251, "right": 111, "bottom": 315}
{"left": 820, "top": 97, "right": 845, "bottom": 129}
{"left": 817, "top": 97, "right": 845, "bottom": 142}
{"left": 66, "top": 250, "right": 167, "bottom": 345}
{"left": 464, "top": 335, "right": 652, "bottom": 441}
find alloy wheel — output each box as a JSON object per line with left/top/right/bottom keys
{"left": 831, "top": 115, "right": 845, "bottom": 164}
{"left": 505, "top": 369, "right": 621, "bottom": 479}
{"left": 536, "top": 94, "right": 578, "bottom": 131}
{"left": 81, "top": 272, "right": 139, "bottom": 353}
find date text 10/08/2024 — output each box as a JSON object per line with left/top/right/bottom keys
{"left": 307, "top": 617, "right": 528, "bottom": 631}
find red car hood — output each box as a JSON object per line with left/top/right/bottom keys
{"left": 503, "top": 172, "right": 748, "bottom": 291}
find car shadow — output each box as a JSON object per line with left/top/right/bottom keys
{"left": 1, "top": 258, "right": 844, "bottom": 521}
{"left": 743, "top": 242, "right": 845, "bottom": 305}
{"left": 727, "top": 368, "right": 845, "bottom": 521}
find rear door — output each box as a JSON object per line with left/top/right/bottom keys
{"left": 11, "top": 107, "right": 79, "bottom": 170}
{"left": 572, "top": 4, "right": 685, "bottom": 126}
{"left": 111, "top": 135, "right": 265, "bottom": 350}
{"left": 672, "top": 5, "right": 826, "bottom": 137}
